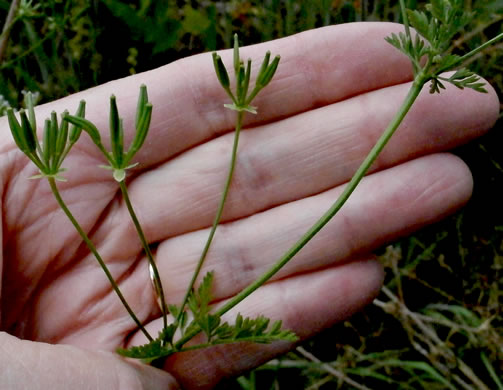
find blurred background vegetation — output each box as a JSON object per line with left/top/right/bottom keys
{"left": 1, "top": 1, "right": 502, "bottom": 388}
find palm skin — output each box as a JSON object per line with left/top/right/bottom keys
{"left": 0, "top": 23, "right": 499, "bottom": 389}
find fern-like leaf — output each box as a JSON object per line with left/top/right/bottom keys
{"left": 116, "top": 325, "right": 178, "bottom": 362}
{"left": 209, "top": 314, "right": 298, "bottom": 345}
{"left": 439, "top": 69, "right": 487, "bottom": 93}
{"left": 187, "top": 271, "right": 219, "bottom": 340}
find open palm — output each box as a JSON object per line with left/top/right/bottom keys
{"left": 0, "top": 23, "right": 499, "bottom": 389}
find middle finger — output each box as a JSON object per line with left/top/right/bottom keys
{"left": 94, "top": 79, "right": 496, "bottom": 252}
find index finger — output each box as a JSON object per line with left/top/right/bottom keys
{"left": 17, "top": 23, "right": 413, "bottom": 167}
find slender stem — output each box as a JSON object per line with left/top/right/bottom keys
{"left": 26, "top": 152, "right": 46, "bottom": 172}
{"left": 399, "top": 0, "right": 411, "bottom": 39}
{"left": 176, "top": 110, "right": 245, "bottom": 324}
{"left": 245, "top": 86, "right": 262, "bottom": 106}
{"left": 481, "top": 352, "right": 503, "bottom": 390}
{"left": 438, "top": 32, "right": 503, "bottom": 74}
{"left": 47, "top": 177, "right": 153, "bottom": 341}
{"left": 0, "top": 0, "right": 20, "bottom": 63}
{"left": 175, "top": 77, "right": 426, "bottom": 350}
{"left": 119, "top": 180, "right": 169, "bottom": 331}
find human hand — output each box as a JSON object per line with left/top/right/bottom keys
{"left": 0, "top": 23, "right": 499, "bottom": 389}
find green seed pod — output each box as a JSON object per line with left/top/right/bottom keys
{"left": 127, "top": 103, "right": 153, "bottom": 162}
{"left": 259, "top": 55, "right": 280, "bottom": 87}
{"left": 242, "top": 59, "right": 252, "bottom": 101}
{"left": 233, "top": 33, "right": 240, "bottom": 75}
{"left": 54, "top": 110, "right": 69, "bottom": 168}
{"left": 135, "top": 85, "right": 148, "bottom": 129}
{"left": 257, "top": 51, "right": 271, "bottom": 85}
{"left": 7, "top": 109, "right": 28, "bottom": 152}
{"left": 69, "top": 100, "right": 86, "bottom": 144}
{"left": 109, "top": 95, "right": 123, "bottom": 166}
{"left": 212, "top": 53, "right": 230, "bottom": 89}
{"left": 64, "top": 115, "right": 102, "bottom": 146}
{"left": 42, "top": 119, "right": 52, "bottom": 165}
{"left": 236, "top": 61, "right": 246, "bottom": 101}
{"left": 24, "top": 92, "right": 37, "bottom": 132}
{"left": 20, "top": 110, "right": 37, "bottom": 154}
{"left": 117, "top": 119, "right": 125, "bottom": 166}
{"left": 42, "top": 112, "right": 59, "bottom": 167}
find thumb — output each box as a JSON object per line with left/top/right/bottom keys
{"left": 0, "top": 332, "right": 179, "bottom": 390}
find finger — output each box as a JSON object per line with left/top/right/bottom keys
{"left": 1, "top": 23, "right": 414, "bottom": 164}
{"left": 153, "top": 153, "right": 471, "bottom": 302}
{"left": 94, "top": 78, "right": 496, "bottom": 259}
{"left": 137, "top": 258, "right": 383, "bottom": 389}
{"left": 0, "top": 332, "right": 178, "bottom": 390}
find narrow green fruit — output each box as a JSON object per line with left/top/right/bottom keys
{"left": 69, "top": 101, "right": 86, "bottom": 144}
{"left": 20, "top": 110, "right": 37, "bottom": 154}
{"left": 212, "top": 53, "right": 230, "bottom": 89}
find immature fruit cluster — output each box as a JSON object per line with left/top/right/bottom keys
{"left": 212, "top": 34, "right": 280, "bottom": 114}
{"left": 7, "top": 93, "right": 85, "bottom": 181}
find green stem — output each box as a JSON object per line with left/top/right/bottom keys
{"left": 26, "top": 152, "right": 46, "bottom": 173}
{"left": 481, "top": 351, "right": 503, "bottom": 390}
{"left": 0, "top": 0, "right": 20, "bottom": 63}
{"left": 245, "top": 86, "right": 261, "bottom": 106}
{"left": 119, "top": 180, "right": 169, "bottom": 331}
{"left": 176, "top": 110, "right": 245, "bottom": 325}
{"left": 47, "top": 177, "right": 153, "bottom": 341}
{"left": 399, "top": 0, "right": 411, "bottom": 39}
{"left": 438, "top": 32, "right": 503, "bottom": 73}
{"left": 175, "top": 76, "right": 426, "bottom": 350}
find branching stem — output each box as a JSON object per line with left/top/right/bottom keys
{"left": 175, "top": 74, "right": 427, "bottom": 350}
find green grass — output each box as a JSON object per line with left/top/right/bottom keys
{"left": 1, "top": 1, "right": 502, "bottom": 388}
